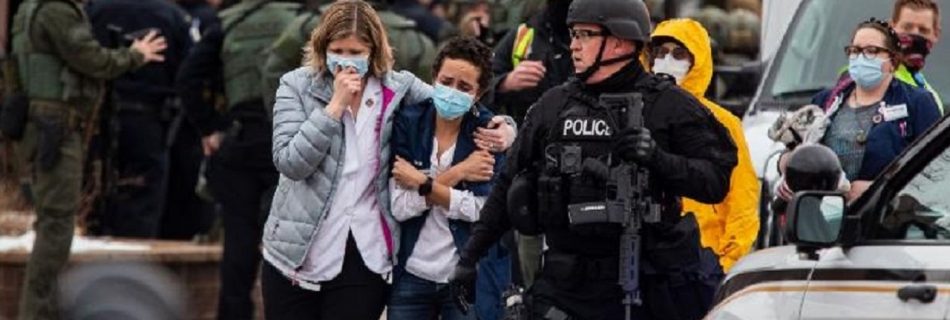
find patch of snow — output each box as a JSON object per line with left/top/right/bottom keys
{"left": 0, "top": 232, "right": 151, "bottom": 253}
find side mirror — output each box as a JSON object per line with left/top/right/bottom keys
{"left": 785, "top": 191, "right": 846, "bottom": 250}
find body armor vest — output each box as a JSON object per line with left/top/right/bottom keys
{"left": 538, "top": 92, "right": 626, "bottom": 235}
{"left": 220, "top": 0, "right": 299, "bottom": 110}
{"left": 12, "top": 0, "right": 96, "bottom": 103}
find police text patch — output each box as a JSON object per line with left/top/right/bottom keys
{"left": 561, "top": 117, "right": 613, "bottom": 140}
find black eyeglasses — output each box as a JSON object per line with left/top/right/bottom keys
{"left": 652, "top": 46, "right": 691, "bottom": 60}
{"left": 844, "top": 45, "right": 892, "bottom": 59}
{"left": 569, "top": 29, "right": 606, "bottom": 42}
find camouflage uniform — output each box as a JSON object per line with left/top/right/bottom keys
{"left": 176, "top": 0, "right": 299, "bottom": 318}
{"left": 10, "top": 0, "right": 147, "bottom": 318}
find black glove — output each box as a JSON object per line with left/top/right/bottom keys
{"left": 449, "top": 260, "right": 477, "bottom": 314}
{"left": 614, "top": 127, "right": 657, "bottom": 165}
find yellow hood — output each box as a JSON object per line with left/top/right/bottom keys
{"left": 650, "top": 19, "right": 760, "bottom": 272}
{"left": 650, "top": 19, "right": 713, "bottom": 98}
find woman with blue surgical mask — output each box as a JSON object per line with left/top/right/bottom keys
{"left": 776, "top": 18, "right": 940, "bottom": 204}
{"left": 261, "top": 2, "right": 516, "bottom": 319}
{"left": 387, "top": 36, "right": 511, "bottom": 320}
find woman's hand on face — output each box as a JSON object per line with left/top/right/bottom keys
{"left": 327, "top": 67, "right": 363, "bottom": 118}
{"left": 393, "top": 156, "right": 428, "bottom": 189}
{"left": 458, "top": 149, "right": 494, "bottom": 182}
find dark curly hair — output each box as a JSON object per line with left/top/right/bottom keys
{"left": 431, "top": 37, "right": 494, "bottom": 94}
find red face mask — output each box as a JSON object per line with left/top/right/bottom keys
{"left": 898, "top": 33, "right": 933, "bottom": 73}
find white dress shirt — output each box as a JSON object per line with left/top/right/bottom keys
{"left": 299, "top": 77, "right": 391, "bottom": 290}
{"left": 390, "top": 138, "right": 485, "bottom": 283}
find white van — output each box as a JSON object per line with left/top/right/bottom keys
{"left": 742, "top": 0, "right": 950, "bottom": 248}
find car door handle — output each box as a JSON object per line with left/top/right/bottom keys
{"left": 897, "top": 284, "right": 937, "bottom": 303}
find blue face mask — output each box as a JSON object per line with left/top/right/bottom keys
{"left": 848, "top": 55, "right": 886, "bottom": 89}
{"left": 433, "top": 84, "right": 474, "bottom": 120}
{"left": 326, "top": 53, "right": 370, "bottom": 78}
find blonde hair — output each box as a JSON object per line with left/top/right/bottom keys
{"left": 305, "top": 0, "right": 394, "bottom": 77}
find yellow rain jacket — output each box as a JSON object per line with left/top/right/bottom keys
{"left": 649, "top": 19, "right": 760, "bottom": 271}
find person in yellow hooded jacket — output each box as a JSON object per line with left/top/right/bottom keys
{"left": 647, "top": 18, "right": 760, "bottom": 272}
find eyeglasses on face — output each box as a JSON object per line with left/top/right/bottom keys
{"left": 569, "top": 29, "right": 606, "bottom": 42}
{"left": 844, "top": 45, "right": 891, "bottom": 59}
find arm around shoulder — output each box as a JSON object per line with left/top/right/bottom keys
{"left": 400, "top": 71, "right": 434, "bottom": 106}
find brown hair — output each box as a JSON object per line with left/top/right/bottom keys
{"left": 305, "top": 0, "right": 394, "bottom": 77}
{"left": 892, "top": 0, "right": 941, "bottom": 31}
{"left": 852, "top": 18, "right": 903, "bottom": 66}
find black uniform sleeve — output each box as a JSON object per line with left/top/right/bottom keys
{"left": 648, "top": 91, "right": 738, "bottom": 204}
{"left": 460, "top": 99, "right": 548, "bottom": 265}
{"left": 176, "top": 24, "right": 228, "bottom": 137}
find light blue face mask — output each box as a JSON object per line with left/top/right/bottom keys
{"left": 326, "top": 53, "right": 370, "bottom": 77}
{"left": 433, "top": 84, "right": 474, "bottom": 120}
{"left": 848, "top": 55, "right": 886, "bottom": 89}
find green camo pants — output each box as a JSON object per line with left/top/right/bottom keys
{"left": 517, "top": 233, "right": 543, "bottom": 288}
{"left": 16, "top": 113, "right": 82, "bottom": 320}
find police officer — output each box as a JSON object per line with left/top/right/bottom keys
{"left": 163, "top": 0, "right": 220, "bottom": 240}
{"left": 175, "top": 0, "right": 299, "bottom": 318}
{"left": 10, "top": 0, "right": 166, "bottom": 317}
{"left": 85, "top": 0, "right": 193, "bottom": 238}
{"left": 449, "top": 0, "right": 737, "bottom": 319}
{"left": 261, "top": 0, "right": 437, "bottom": 109}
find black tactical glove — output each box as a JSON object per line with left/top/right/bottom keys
{"left": 614, "top": 127, "right": 657, "bottom": 165}
{"left": 449, "top": 259, "right": 477, "bottom": 314}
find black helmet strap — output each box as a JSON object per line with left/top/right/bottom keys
{"left": 575, "top": 33, "right": 638, "bottom": 82}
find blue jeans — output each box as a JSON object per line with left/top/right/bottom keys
{"left": 476, "top": 244, "right": 511, "bottom": 320}
{"left": 388, "top": 271, "right": 476, "bottom": 320}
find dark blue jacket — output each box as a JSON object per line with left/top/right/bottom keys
{"left": 87, "top": 0, "right": 193, "bottom": 106}
{"left": 391, "top": 98, "right": 511, "bottom": 319}
{"left": 391, "top": 98, "right": 506, "bottom": 268}
{"left": 812, "top": 78, "right": 941, "bottom": 180}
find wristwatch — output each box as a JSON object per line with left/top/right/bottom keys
{"left": 418, "top": 177, "right": 434, "bottom": 196}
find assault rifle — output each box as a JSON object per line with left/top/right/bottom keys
{"left": 567, "top": 93, "right": 661, "bottom": 320}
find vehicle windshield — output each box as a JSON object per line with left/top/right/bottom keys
{"left": 762, "top": 0, "right": 950, "bottom": 109}
{"left": 877, "top": 148, "right": 950, "bottom": 240}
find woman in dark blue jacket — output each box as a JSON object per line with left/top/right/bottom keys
{"left": 388, "top": 37, "right": 510, "bottom": 320}
{"left": 782, "top": 19, "right": 941, "bottom": 202}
